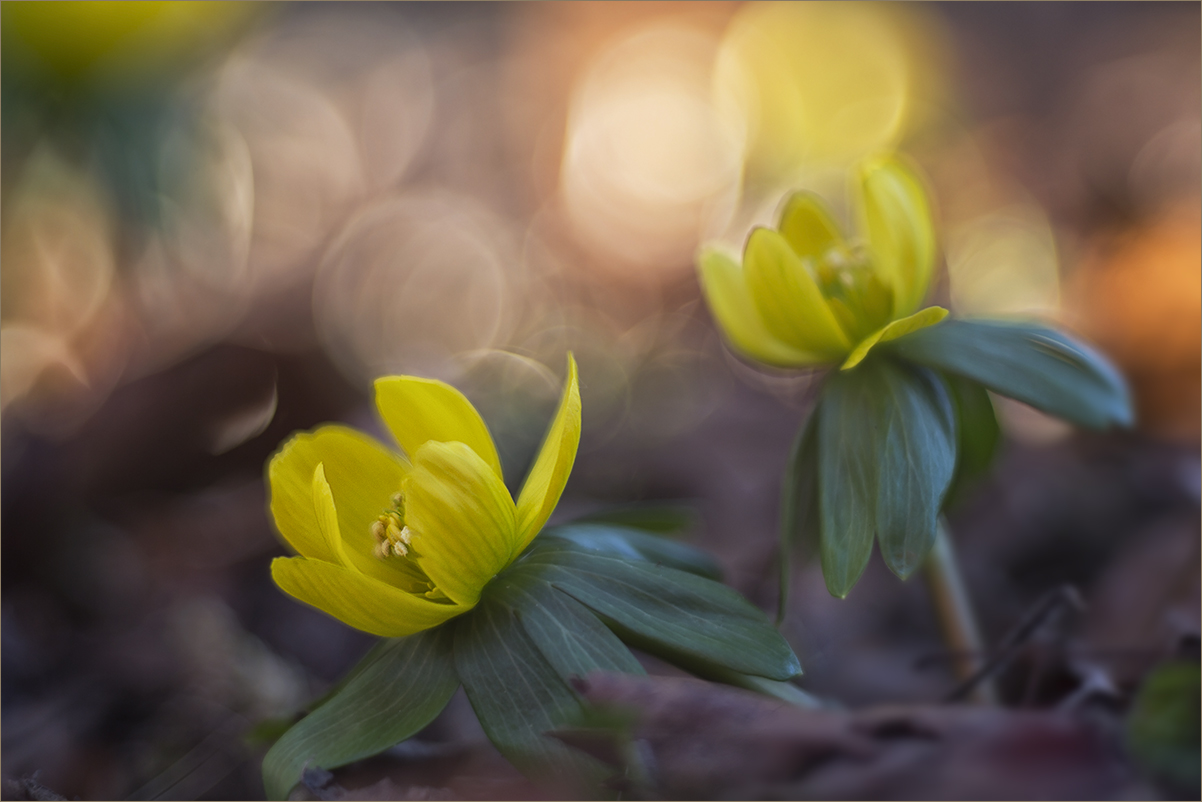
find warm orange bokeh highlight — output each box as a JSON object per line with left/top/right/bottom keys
{"left": 1072, "top": 203, "right": 1202, "bottom": 439}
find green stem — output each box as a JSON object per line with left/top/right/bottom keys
{"left": 923, "top": 519, "right": 996, "bottom": 704}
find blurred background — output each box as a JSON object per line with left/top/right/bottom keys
{"left": 2, "top": 2, "right": 1198, "bottom": 799}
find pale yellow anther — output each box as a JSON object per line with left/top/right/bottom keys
{"left": 371, "top": 493, "right": 414, "bottom": 561}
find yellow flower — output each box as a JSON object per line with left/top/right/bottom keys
{"left": 697, "top": 155, "right": 949, "bottom": 371}
{"left": 267, "top": 356, "right": 581, "bottom": 638}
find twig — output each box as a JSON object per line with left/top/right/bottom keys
{"left": 944, "top": 584, "right": 1085, "bottom": 703}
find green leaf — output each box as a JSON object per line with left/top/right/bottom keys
{"left": 453, "top": 599, "right": 608, "bottom": 788}
{"left": 574, "top": 502, "right": 700, "bottom": 536}
{"left": 817, "top": 357, "right": 956, "bottom": 595}
{"left": 698, "top": 663, "right": 825, "bottom": 709}
{"left": 778, "top": 408, "right": 820, "bottom": 622}
{"left": 840, "top": 305, "right": 948, "bottom": 370}
{"left": 484, "top": 572, "right": 646, "bottom": 679}
{"left": 545, "top": 523, "right": 723, "bottom": 580}
{"left": 942, "top": 373, "right": 1001, "bottom": 508}
{"left": 816, "top": 365, "right": 881, "bottom": 597}
{"left": 1127, "top": 660, "right": 1201, "bottom": 796}
{"left": 303, "top": 639, "right": 394, "bottom": 715}
{"left": 250, "top": 641, "right": 400, "bottom": 752}
{"left": 261, "top": 628, "right": 458, "bottom": 801}
{"left": 873, "top": 363, "right": 956, "bottom": 580}
{"left": 885, "top": 319, "right": 1133, "bottom": 429}
{"left": 511, "top": 540, "right": 801, "bottom": 681}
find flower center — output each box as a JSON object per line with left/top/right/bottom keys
{"left": 814, "top": 243, "right": 894, "bottom": 341}
{"left": 369, "top": 492, "right": 453, "bottom": 604}
{"left": 371, "top": 492, "right": 413, "bottom": 559}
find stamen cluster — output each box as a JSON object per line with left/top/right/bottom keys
{"left": 372, "top": 492, "right": 412, "bottom": 559}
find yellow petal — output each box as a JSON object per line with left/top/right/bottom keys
{"left": 404, "top": 440, "right": 518, "bottom": 606}
{"left": 744, "top": 228, "right": 852, "bottom": 357}
{"left": 856, "top": 155, "right": 937, "bottom": 318}
{"left": 312, "top": 463, "right": 351, "bottom": 568}
{"left": 697, "top": 247, "right": 824, "bottom": 367}
{"left": 374, "top": 376, "right": 503, "bottom": 479}
{"left": 268, "top": 425, "right": 417, "bottom": 588}
{"left": 513, "top": 354, "right": 581, "bottom": 552}
{"left": 778, "top": 192, "right": 843, "bottom": 262}
{"left": 271, "top": 556, "right": 465, "bottom": 638}
{"left": 841, "top": 306, "right": 949, "bottom": 370}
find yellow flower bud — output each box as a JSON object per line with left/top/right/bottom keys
{"left": 697, "top": 154, "right": 948, "bottom": 371}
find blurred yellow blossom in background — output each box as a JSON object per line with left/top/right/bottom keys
{"left": 714, "top": 2, "right": 949, "bottom": 178}
{"left": 697, "top": 155, "right": 947, "bottom": 371}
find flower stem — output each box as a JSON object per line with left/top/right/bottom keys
{"left": 923, "top": 519, "right": 996, "bottom": 704}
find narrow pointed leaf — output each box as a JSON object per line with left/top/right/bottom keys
{"left": 699, "top": 664, "right": 824, "bottom": 709}
{"left": 871, "top": 362, "right": 957, "bottom": 579}
{"left": 942, "top": 372, "right": 1001, "bottom": 508}
{"left": 302, "top": 639, "right": 393, "bottom": 716}
{"left": 510, "top": 541, "right": 801, "bottom": 681}
{"left": 545, "top": 524, "right": 723, "bottom": 580}
{"left": 816, "top": 367, "right": 881, "bottom": 598}
{"left": 485, "top": 575, "right": 645, "bottom": 678}
{"left": 778, "top": 407, "right": 820, "bottom": 621}
{"left": 886, "top": 319, "right": 1133, "bottom": 429}
{"left": 453, "top": 601, "right": 608, "bottom": 787}
{"left": 262, "top": 628, "right": 458, "bottom": 801}
{"left": 818, "top": 358, "right": 958, "bottom": 593}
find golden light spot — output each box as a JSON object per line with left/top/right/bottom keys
{"left": 945, "top": 204, "right": 1062, "bottom": 319}
{"left": 713, "top": 2, "right": 936, "bottom": 175}
{"left": 560, "top": 23, "right": 743, "bottom": 278}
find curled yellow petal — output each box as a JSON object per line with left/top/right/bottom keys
{"left": 268, "top": 425, "right": 418, "bottom": 588}
{"left": 311, "top": 463, "right": 351, "bottom": 568}
{"left": 514, "top": 354, "right": 582, "bottom": 552}
{"left": 269, "top": 426, "right": 405, "bottom": 564}
{"left": 841, "top": 305, "right": 948, "bottom": 370}
{"left": 778, "top": 192, "right": 843, "bottom": 262}
{"left": 271, "top": 556, "right": 464, "bottom": 638}
{"left": 857, "top": 155, "right": 937, "bottom": 318}
{"left": 697, "top": 247, "right": 823, "bottom": 368}
{"left": 744, "top": 228, "right": 852, "bottom": 358}
{"left": 404, "top": 441, "right": 517, "bottom": 606}
{"left": 374, "top": 376, "right": 503, "bottom": 479}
